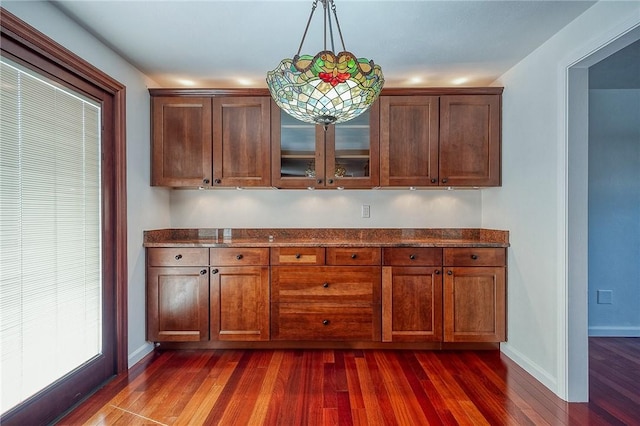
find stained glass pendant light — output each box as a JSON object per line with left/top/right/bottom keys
{"left": 266, "top": 0, "right": 384, "bottom": 126}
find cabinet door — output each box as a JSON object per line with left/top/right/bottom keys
{"left": 212, "top": 96, "right": 271, "bottom": 187}
{"left": 382, "top": 266, "right": 443, "bottom": 342}
{"left": 147, "top": 267, "right": 209, "bottom": 342}
{"left": 325, "top": 102, "right": 380, "bottom": 188}
{"left": 210, "top": 266, "right": 270, "bottom": 341}
{"left": 443, "top": 266, "right": 505, "bottom": 342}
{"left": 271, "top": 103, "right": 325, "bottom": 188}
{"left": 151, "top": 97, "right": 212, "bottom": 187}
{"left": 439, "top": 95, "right": 501, "bottom": 187}
{"left": 380, "top": 96, "right": 439, "bottom": 187}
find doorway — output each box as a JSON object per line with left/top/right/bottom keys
{"left": 566, "top": 25, "right": 640, "bottom": 402}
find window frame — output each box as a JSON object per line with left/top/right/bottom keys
{"left": 1, "top": 8, "right": 127, "bottom": 425}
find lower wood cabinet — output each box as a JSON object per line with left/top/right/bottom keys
{"left": 147, "top": 247, "right": 210, "bottom": 342}
{"left": 443, "top": 248, "right": 506, "bottom": 342}
{"left": 146, "top": 244, "right": 506, "bottom": 347}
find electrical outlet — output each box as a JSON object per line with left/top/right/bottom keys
{"left": 361, "top": 204, "right": 370, "bottom": 218}
{"left": 597, "top": 290, "right": 613, "bottom": 304}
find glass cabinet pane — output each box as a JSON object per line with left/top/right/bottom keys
{"left": 333, "top": 111, "right": 371, "bottom": 178}
{"left": 280, "top": 113, "right": 316, "bottom": 178}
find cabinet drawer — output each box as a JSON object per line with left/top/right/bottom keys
{"left": 148, "top": 248, "right": 209, "bottom": 267}
{"left": 271, "top": 247, "right": 325, "bottom": 265}
{"left": 272, "top": 304, "right": 377, "bottom": 341}
{"left": 210, "top": 247, "right": 269, "bottom": 266}
{"left": 271, "top": 266, "right": 380, "bottom": 304}
{"left": 326, "top": 247, "right": 381, "bottom": 266}
{"left": 443, "top": 248, "right": 506, "bottom": 267}
{"left": 383, "top": 248, "right": 442, "bottom": 266}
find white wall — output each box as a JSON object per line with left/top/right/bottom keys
{"left": 484, "top": 0, "right": 640, "bottom": 400}
{"left": 170, "top": 189, "right": 482, "bottom": 228}
{"left": 588, "top": 89, "right": 640, "bottom": 336}
{"left": 3, "top": 1, "right": 170, "bottom": 367}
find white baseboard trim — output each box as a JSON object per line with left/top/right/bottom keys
{"left": 128, "top": 342, "right": 155, "bottom": 368}
{"left": 588, "top": 326, "right": 640, "bottom": 337}
{"left": 500, "top": 343, "right": 559, "bottom": 396}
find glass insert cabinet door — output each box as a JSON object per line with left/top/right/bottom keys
{"left": 271, "top": 101, "right": 380, "bottom": 189}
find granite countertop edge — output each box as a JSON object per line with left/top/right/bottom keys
{"left": 144, "top": 228, "right": 510, "bottom": 248}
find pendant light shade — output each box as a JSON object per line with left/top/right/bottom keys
{"left": 266, "top": 0, "right": 384, "bottom": 126}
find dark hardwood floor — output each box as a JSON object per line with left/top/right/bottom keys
{"left": 57, "top": 338, "right": 640, "bottom": 425}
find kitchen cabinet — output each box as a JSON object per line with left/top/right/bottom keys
{"left": 151, "top": 93, "right": 271, "bottom": 188}
{"left": 146, "top": 248, "right": 210, "bottom": 342}
{"left": 380, "top": 90, "right": 502, "bottom": 187}
{"left": 382, "top": 248, "right": 443, "bottom": 342}
{"left": 271, "top": 102, "right": 380, "bottom": 189}
{"left": 271, "top": 247, "right": 382, "bottom": 340}
{"left": 209, "top": 248, "right": 270, "bottom": 341}
{"left": 443, "top": 248, "right": 506, "bottom": 342}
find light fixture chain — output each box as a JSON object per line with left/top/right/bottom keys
{"left": 330, "top": 0, "right": 347, "bottom": 52}
{"left": 327, "top": 0, "right": 335, "bottom": 53}
{"left": 296, "top": 0, "right": 319, "bottom": 57}
{"left": 323, "top": 0, "right": 328, "bottom": 52}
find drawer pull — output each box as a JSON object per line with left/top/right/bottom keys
{"left": 434, "top": 269, "right": 441, "bottom": 275}
{"left": 409, "top": 254, "right": 416, "bottom": 260}
{"left": 447, "top": 270, "right": 453, "bottom": 275}
{"left": 351, "top": 253, "right": 357, "bottom": 259}
{"left": 211, "top": 269, "right": 219, "bottom": 275}
{"left": 295, "top": 253, "right": 301, "bottom": 259}
{"left": 200, "top": 269, "right": 207, "bottom": 275}
{"left": 236, "top": 254, "right": 243, "bottom": 260}
{"left": 175, "top": 254, "right": 182, "bottom": 260}
{"left": 322, "top": 282, "right": 329, "bottom": 288}
{"left": 214, "top": 178, "right": 222, "bottom": 184}
{"left": 471, "top": 254, "right": 478, "bottom": 260}
{"left": 203, "top": 178, "right": 210, "bottom": 185}
{"left": 322, "top": 319, "right": 330, "bottom": 326}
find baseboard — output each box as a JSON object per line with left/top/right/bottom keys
{"left": 500, "top": 343, "right": 559, "bottom": 395}
{"left": 128, "top": 342, "right": 154, "bottom": 368}
{"left": 588, "top": 326, "right": 640, "bottom": 337}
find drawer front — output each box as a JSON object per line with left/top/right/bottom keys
{"left": 210, "top": 247, "right": 269, "bottom": 266}
{"left": 443, "top": 248, "right": 506, "bottom": 267}
{"left": 271, "top": 247, "right": 325, "bottom": 265}
{"left": 271, "top": 266, "right": 381, "bottom": 304}
{"left": 326, "top": 247, "right": 381, "bottom": 266}
{"left": 383, "top": 247, "right": 442, "bottom": 266}
{"left": 148, "top": 247, "right": 209, "bottom": 267}
{"left": 272, "top": 304, "right": 376, "bottom": 341}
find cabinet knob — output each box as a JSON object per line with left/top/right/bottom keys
{"left": 211, "top": 268, "right": 219, "bottom": 274}
{"left": 409, "top": 254, "right": 416, "bottom": 260}
{"left": 322, "top": 282, "right": 329, "bottom": 288}
{"left": 328, "top": 179, "right": 334, "bottom": 184}
{"left": 295, "top": 253, "right": 301, "bottom": 259}
{"left": 322, "top": 319, "right": 330, "bottom": 326}
{"left": 471, "top": 254, "right": 478, "bottom": 260}
{"left": 431, "top": 178, "right": 437, "bottom": 184}
{"left": 200, "top": 269, "right": 207, "bottom": 275}
{"left": 203, "top": 178, "right": 210, "bottom": 185}
{"left": 447, "top": 270, "right": 453, "bottom": 275}
{"left": 236, "top": 254, "right": 243, "bottom": 260}
{"left": 442, "top": 178, "right": 448, "bottom": 184}
{"left": 214, "top": 178, "right": 222, "bottom": 184}
{"left": 434, "top": 269, "right": 441, "bottom": 275}
{"left": 175, "top": 254, "right": 182, "bottom": 260}
{"left": 351, "top": 253, "right": 357, "bottom": 259}
{"left": 317, "top": 179, "right": 323, "bottom": 184}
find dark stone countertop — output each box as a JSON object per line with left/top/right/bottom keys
{"left": 143, "top": 228, "right": 509, "bottom": 248}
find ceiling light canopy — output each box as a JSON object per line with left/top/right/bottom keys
{"left": 266, "top": 0, "right": 384, "bottom": 127}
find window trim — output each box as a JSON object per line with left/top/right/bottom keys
{"left": 1, "top": 5, "right": 128, "bottom": 421}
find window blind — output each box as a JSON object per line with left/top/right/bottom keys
{"left": 0, "top": 58, "right": 102, "bottom": 413}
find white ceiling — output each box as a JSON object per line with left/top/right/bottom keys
{"left": 50, "top": 0, "right": 597, "bottom": 89}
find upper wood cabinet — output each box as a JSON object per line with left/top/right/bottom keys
{"left": 151, "top": 91, "right": 271, "bottom": 188}
{"left": 380, "top": 89, "right": 502, "bottom": 187}
{"left": 271, "top": 101, "right": 380, "bottom": 189}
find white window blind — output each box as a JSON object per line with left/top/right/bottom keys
{"left": 0, "top": 58, "right": 102, "bottom": 413}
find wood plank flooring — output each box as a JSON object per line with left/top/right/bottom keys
{"left": 57, "top": 338, "right": 640, "bottom": 425}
